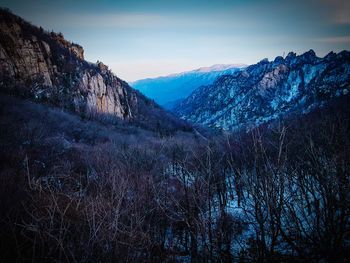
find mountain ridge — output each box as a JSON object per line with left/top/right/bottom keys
{"left": 173, "top": 49, "right": 350, "bottom": 130}
{"left": 130, "top": 64, "right": 246, "bottom": 107}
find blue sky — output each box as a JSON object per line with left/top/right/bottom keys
{"left": 2, "top": 0, "right": 350, "bottom": 81}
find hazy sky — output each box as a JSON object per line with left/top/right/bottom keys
{"left": 2, "top": 0, "right": 350, "bottom": 81}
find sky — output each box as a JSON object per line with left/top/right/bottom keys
{"left": 1, "top": 0, "right": 350, "bottom": 81}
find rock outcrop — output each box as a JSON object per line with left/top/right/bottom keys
{"left": 174, "top": 49, "right": 350, "bottom": 130}
{"left": 51, "top": 31, "right": 85, "bottom": 60}
{"left": 0, "top": 9, "right": 186, "bottom": 130}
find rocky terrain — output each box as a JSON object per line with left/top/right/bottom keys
{"left": 174, "top": 50, "right": 350, "bottom": 130}
{"left": 0, "top": 9, "right": 187, "bottom": 131}
{"left": 131, "top": 64, "right": 246, "bottom": 108}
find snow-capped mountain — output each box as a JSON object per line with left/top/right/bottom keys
{"left": 130, "top": 64, "right": 246, "bottom": 108}
{"left": 173, "top": 50, "right": 350, "bottom": 130}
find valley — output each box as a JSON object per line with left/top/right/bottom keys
{"left": 0, "top": 7, "right": 349, "bottom": 263}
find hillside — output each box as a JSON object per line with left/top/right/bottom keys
{"left": 0, "top": 8, "right": 188, "bottom": 132}
{"left": 1, "top": 91, "right": 349, "bottom": 263}
{"left": 174, "top": 50, "right": 350, "bottom": 130}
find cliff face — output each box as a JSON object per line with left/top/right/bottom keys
{"left": 0, "top": 21, "right": 53, "bottom": 87}
{"left": 0, "top": 9, "right": 184, "bottom": 130}
{"left": 0, "top": 9, "right": 137, "bottom": 120}
{"left": 174, "top": 50, "right": 350, "bottom": 130}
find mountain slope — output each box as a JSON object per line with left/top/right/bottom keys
{"left": 174, "top": 50, "right": 350, "bottom": 130}
{"left": 130, "top": 64, "right": 246, "bottom": 107}
{"left": 0, "top": 9, "right": 188, "bottom": 131}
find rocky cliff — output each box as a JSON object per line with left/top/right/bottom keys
{"left": 174, "top": 50, "right": 350, "bottom": 130}
{"left": 0, "top": 9, "right": 185, "bottom": 130}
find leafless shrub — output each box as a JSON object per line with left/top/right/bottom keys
{"left": 1, "top": 94, "right": 349, "bottom": 262}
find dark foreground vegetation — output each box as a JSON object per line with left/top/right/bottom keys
{"left": 0, "top": 94, "right": 349, "bottom": 263}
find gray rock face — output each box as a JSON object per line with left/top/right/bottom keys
{"left": 174, "top": 50, "right": 350, "bottom": 130}
{"left": 0, "top": 9, "right": 183, "bottom": 130}
{"left": 79, "top": 71, "right": 132, "bottom": 119}
{"left": 0, "top": 21, "right": 53, "bottom": 86}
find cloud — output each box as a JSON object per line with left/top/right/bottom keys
{"left": 316, "top": 36, "right": 350, "bottom": 43}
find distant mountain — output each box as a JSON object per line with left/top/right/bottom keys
{"left": 173, "top": 50, "right": 350, "bottom": 130}
{"left": 130, "top": 64, "right": 246, "bottom": 108}
{"left": 0, "top": 9, "right": 188, "bottom": 131}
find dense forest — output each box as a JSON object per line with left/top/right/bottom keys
{"left": 1, "top": 93, "right": 349, "bottom": 262}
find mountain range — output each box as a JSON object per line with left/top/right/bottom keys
{"left": 173, "top": 50, "right": 350, "bottom": 130}
{"left": 130, "top": 64, "right": 246, "bottom": 108}
{"left": 2, "top": 8, "right": 350, "bottom": 134}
